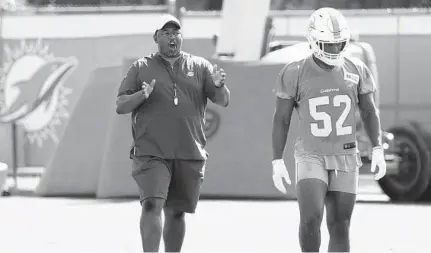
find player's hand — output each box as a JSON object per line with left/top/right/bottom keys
{"left": 272, "top": 159, "right": 291, "bottom": 194}
{"left": 141, "top": 79, "right": 156, "bottom": 99}
{"left": 370, "top": 146, "right": 386, "bottom": 180}
{"left": 211, "top": 64, "right": 226, "bottom": 87}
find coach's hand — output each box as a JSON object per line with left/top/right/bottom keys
{"left": 141, "top": 79, "right": 156, "bottom": 99}
{"left": 272, "top": 159, "right": 291, "bottom": 194}
{"left": 211, "top": 64, "right": 226, "bottom": 87}
{"left": 370, "top": 146, "right": 386, "bottom": 180}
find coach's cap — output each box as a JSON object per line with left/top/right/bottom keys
{"left": 155, "top": 14, "right": 182, "bottom": 33}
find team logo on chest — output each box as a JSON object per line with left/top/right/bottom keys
{"left": 183, "top": 60, "right": 195, "bottom": 77}
{"left": 320, "top": 88, "right": 340, "bottom": 94}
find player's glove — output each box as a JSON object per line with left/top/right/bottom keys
{"left": 272, "top": 159, "right": 291, "bottom": 194}
{"left": 370, "top": 146, "right": 386, "bottom": 180}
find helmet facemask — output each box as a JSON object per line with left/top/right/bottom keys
{"left": 308, "top": 34, "right": 349, "bottom": 66}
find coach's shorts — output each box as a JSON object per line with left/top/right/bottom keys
{"left": 294, "top": 153, "right": 362, "bottom": 194}
{"left": 131, "top": 156, "right": 205, "bottom": 213}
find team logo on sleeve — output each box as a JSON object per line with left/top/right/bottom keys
{"left": 0, "top": 40, "right": 78, "bottom": 147}
{"left": 344, "top": 71, "right": 359, "bottom": 87}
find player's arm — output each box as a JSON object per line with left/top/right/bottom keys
{"left": 116, "top": 63, "right": 146, "bottom": 114}
{"left": 272, "top": 97, "right": 295, "bottom": 160}
{"left": 203, "top": 61, "right": 230, "bottom": 107}
{"left": 357, "top": 62, "right": 382, "bottom": 148}
{"left": 368, "top": 63, "right": 379, "bottom": 107}
{"left": 360, "top": 42, "right": 380, "bottom": 107}
{"left": 272, "top": 63, "right": 298, "bottom": 160}
{"left": 358, "top": 93, "right": 381, "bottom": 147}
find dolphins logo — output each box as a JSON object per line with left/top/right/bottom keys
{"left": 0, "top": 40, "right": 78, "bottom": 147}
{"left": 204, "top": 108, "right": 221, "bottom": 139}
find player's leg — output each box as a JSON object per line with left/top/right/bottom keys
{"left": 325, "top": 154, "right": 360, "bottom": 252}
{"left": 163, "top": 159, "right": 205, "bottom": 252}
{"left": 325, "top": 159, "right": 359, "bottom": 252}
{"left": 296, "top": 155, "right": 329, "bottom": 252}
{"left": 131, "top": 156, "right": 172, "bottom": 252}
{"left": 325, "top": 189, "right": 356, "bottom": 252}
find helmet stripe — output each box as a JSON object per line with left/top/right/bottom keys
{"left": 328, "top": 11, "right": 340, "bottom": 34}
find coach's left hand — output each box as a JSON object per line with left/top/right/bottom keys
{"left": 211, "top": 64, "right": 226, "bottom": 87}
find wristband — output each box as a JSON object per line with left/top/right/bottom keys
{"left": 272, "top": 159, "right": 284, "bottom": 166}
{"left": 372, "top": 146, "right": 383, "bottom": 151}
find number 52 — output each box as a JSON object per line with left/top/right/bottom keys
{"left": 309, "top": 94, "right": 353, "bottom": 137}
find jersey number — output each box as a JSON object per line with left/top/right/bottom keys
{"left": 308, "top": 95, "right": 352, "bottom": 137}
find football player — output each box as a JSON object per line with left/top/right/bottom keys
{"left": 271, "top": 7, "right": 386, "bottom": 252}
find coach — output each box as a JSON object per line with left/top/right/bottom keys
{"left": 115, "top": 14, "right": 230, "bottom": 252}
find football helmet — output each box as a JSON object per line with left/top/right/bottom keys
{"left": 306, "top": 7, "right": 351, "bottom": 66}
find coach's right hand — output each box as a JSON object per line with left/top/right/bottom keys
{"left": 272, "top": 159, "right": 291, "bottom": 194}
{"left": 142, "top": 79, "right": 156, "bottom": 99}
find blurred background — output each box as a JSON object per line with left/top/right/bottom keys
{"left": 11, "top": 0, "right": 431, "bottom": 10}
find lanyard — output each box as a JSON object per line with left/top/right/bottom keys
{"left": 161, "top": 56, "right": 180, "bottom": 106}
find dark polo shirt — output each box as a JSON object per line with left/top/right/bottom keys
{"left": 117, "top": 52, "right": 219, "bottom": 161}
